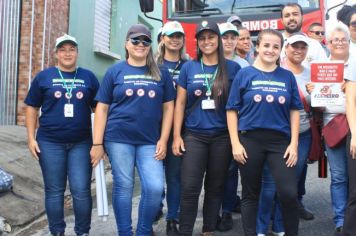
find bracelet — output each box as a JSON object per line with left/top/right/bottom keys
{"left": 92, "top": 144, "right": 103, "bottom": 146}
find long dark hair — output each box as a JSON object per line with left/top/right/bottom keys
{"left": 337, "top": 4, "right": 356, "bottom": 27}
{"left": 255, "top": 29, "right": 284, "bottom": 66}
{"left": 196, "top": 31, "right": 229, "bottom": 106}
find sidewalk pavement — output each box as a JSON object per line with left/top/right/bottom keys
{"left": 0, "top": 125, "right": 337, "bottom": 236}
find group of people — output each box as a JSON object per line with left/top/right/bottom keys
{"left": 24, "top": 2, "right": 356, "bottom": 236}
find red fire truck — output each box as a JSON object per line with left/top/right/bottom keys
{"left": 140, "top": 0, "right": 329, "bottom": 57}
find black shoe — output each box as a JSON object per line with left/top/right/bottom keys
{"left": 232, "top": 204, "right": 241, "bottom": 213}
{"left": 154, "top": 209, "right": 163, "bottom": 223}
{"left": 52, "top": 233, "right": 65, "bottom": 236}
{"left": 216, "top": 212, "right": 233, "bottom": 232}
{"left": 298, "top": 205, "right": 314, "bottom": 220}
{"left": 336, "top": 226, "right": 343, "bottom": 232}
{"left": 166, "top": 220, "right": 179, "bottom": 236}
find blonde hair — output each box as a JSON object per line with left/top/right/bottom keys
{"left": 155, "top": 37, "right": 189, "bottom": 65}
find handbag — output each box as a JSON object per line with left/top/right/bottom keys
{"left": 322, "top": 114, "right": 349, "bottom": 148}
{"left": 298, "top": 87, "right": 325, "bottom": 162}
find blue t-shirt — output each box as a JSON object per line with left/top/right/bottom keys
{"left": 226, "top": 66, "right": 303, "bottom": 137}
{"left": 95, "top": 61, "right": 176, "bottom": 145}
{"left": 161, "top": 59, "right": 187, "bottom": 89}
{"left": 25, "top": 66, "right": 100, "bottom": 143}
{"left": 177, "top": 59, "right": 241, "bottom": 134}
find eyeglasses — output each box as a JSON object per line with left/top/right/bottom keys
{"left": 129, "top": 38, "right": 151, "bottom": 47}
{"left": 350, "top": 21, "right": 356, "bottom": 28}
{"left": 330, "top": 38, "right": 349, "bottom": 45}
{"left": 309, "top": 30, "right": 325, "bottom": 36}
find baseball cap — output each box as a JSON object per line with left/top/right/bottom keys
{"left": 162, "top": 21, "right": 185, "bottom": 36}
{"left": 195, "top": 20, "right": 220, "bottom": 38}
{"left": 286, "top": 33, "right": 309, "bottom": 46}
{"left": 126, "top": 24, "right": 152, "bottom": 42}
{"left": 219, "top": 22, "right": 239, "bottom": 36}
{"left": 55, "top": 34, "right": 78, "bottom": 48}
{"left": 227, "top": 15, "right": 242, "bottom": 25}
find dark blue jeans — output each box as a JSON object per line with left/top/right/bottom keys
{"left": 38, "top": 140, "right": 92, "bottom": 235}
{"left": 221, "top": 159, "right": 240, "bottom": 213}
{"left": 165, "top": 137, "right": 182, "bottom": 221}
{"left": 325, "top": 139, "right": 348, "bottom": 228}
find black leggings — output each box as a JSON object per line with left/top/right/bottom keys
{"left": 179, "top": 131, "right": 232, "bottom": 235}
{"left": 238, "top": 129, "right": 299, "bottom": 236}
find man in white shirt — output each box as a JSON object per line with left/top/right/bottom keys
{"left": 280, "top": 3, "right": 327, "bottom": 69}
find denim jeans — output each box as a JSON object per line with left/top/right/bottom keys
{"left": 165, "top": 137, "right": 182, "bottom": 221}
{"left": 256, "top": 129, "right": 311, "bottom": 234}
{"left": 179, "top": 131, "right": 231, "bottom": 235}
{"left": 105, "top": 142, "right": 164, "bottom": 236}
{"left": 221, "top": 160, "right": 240, "bottom": 213}
{"left": 38, "top": 140, "right": 92, "bottom": 235}
{"left": 324, "top": 139, "right": 349, "bottom": 228}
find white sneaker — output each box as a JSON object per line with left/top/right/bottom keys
{"left": 257, "top": 234, "right": 266, "bottom": 236}
{"left": 272, "top": 232, "right": 285, "bottom": 236}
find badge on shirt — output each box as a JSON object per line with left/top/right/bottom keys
{"left": 201, "top": 99, "right": 216, "bottom": 110}
{"left": 64, "top": 104, "right": 74, "bottom": 117}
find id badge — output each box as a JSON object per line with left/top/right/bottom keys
{"left": 64, "top": 104, "right": 74, "bottom": 117}
{"left": 201, "top": 99, "right": 216, "bottom": 110}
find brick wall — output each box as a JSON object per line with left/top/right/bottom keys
{"left": 17, "top": 0, "right": 69, "bottom": 125}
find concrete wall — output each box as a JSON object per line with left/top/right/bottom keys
{"left": 69, "top": 0, "right": 163, "bottom": 80}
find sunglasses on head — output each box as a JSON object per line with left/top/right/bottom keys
{"left": 310, "top": 30, "right": 325, "bottom": 36}
{"left": 129, "top": 38, "right": 151, "bottom": 47}
{"left": 350, "top": 21, "right": 356, "bottom": 28}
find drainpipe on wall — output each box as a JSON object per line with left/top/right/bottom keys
{"left": 28, "top": 0, "right": 35, "bottom": 89}
{"left": 41, "top": 0, "right": 47, "bottom": 70}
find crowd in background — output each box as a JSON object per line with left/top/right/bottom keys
{"left": 24, "top": 2, "right": 356, "bottom": 236}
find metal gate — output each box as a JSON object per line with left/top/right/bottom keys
{"left": 0, "top": 0, "right": 21, "bottom": 125}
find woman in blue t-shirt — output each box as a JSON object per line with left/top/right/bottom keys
{"left": 156, "top": 21, "right": 188, "bottom": 234}
{"left": 91, "top": 24, "right": 175, "bottom": 236}
{"left": 256, "top": 33, "right": 314, "bottom": 236}
{"left": 25, "top": 34, "right": 99, "bottom": 236}
{"left": 172, "top": 20, "right": 241, "bottom": 235}
{"left": 226, "top": 29, "right": 303, "bottom": 236}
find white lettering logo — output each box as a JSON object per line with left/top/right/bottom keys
{"left": 242, "top": 19, "right": 279, "bottom": 31}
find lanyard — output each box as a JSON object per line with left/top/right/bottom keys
{"left": 57, "top": 67, "right": 77, "bottom": 101}
{"left": 170, "top": 60, "right": 181, "bottom": 78}
{"left": 200, "top": 59, "right": 218, "bottom": 97}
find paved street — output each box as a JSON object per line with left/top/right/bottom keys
{"left": 0, "top": 126, "right": 336, "bottom": 236}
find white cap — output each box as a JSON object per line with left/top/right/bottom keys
{"left": 227, "top": 15, "right": 242, "bottom": 25}
{"left": 162, "top": 21, "right": 185, "bottom": 36}
{"left": 219, "top": 22, "right": 239, "bottom": 36}
{"left": 55, "top": 34, "right": 78, "bottom": 48}
{"left": 286, "top": 33, "right": 309, "bottom": 46}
